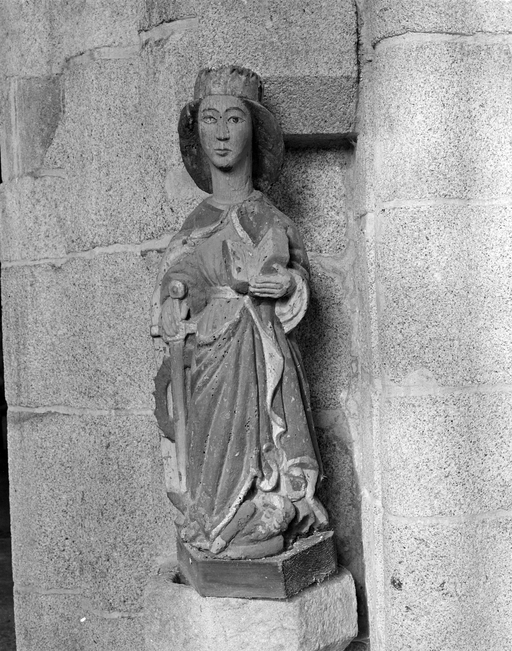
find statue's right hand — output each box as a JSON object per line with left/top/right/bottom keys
{"left": 160, "top": 297, "right": 188, "bottom": 340}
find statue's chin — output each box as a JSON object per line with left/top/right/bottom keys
{"left": 215, "top": 163, "right": 234, "bottom": 172}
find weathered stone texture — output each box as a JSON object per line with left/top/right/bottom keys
{"left": 382, "top": 393, "right": 512, "bottom": 518}
{"left": 384, "top": 516, "right": 512, "bottom": 650}
{"left": 143, "top": 0, "right": 357, "bottom": 139}
{"left": 377, "top": 205, "right": 512, "bottom": 387}
{"left": 1, "top": 76, "right": 62, "bottom": 181}
{"left": 351, "top": 71, "right": 377, "bottom": 218}
{"left": 297, "top": 257, "right": 352, "bottom": 411}
{"left": 54, "top": 0, "right": 140, "bottom": 64}
{"left": 197, "top": 0, "right": 357, "bottom": 135}
{"left": 269, "top": 148, "right": 350, "bottom": 255}
{"left": 373, "top": 40, "right": 512, "bottom": 201}
{"left": 1, "top": 252, "right": 161, "bottom": 409}
{"left": 0, "top": 176, "right": 68, "bottom": 262}
{"left": 145, "top": 567, "right": 357, "bottom": 651}
{"left": 314, "top": 410, "right": 367, "bottom": 636}
{"left": 14, "top": 590, "right": 143, "bottom": 651}
{"left": 9, "top": 411, "right": 174, "bottom": 611}
{"left": 42, "top": 58, "right": 177, "bottom": 255}
{"left": 139, "top": 0, "right": 194, "bottom": 31}
{"left": 0, "top": 0, "right": 53, "bottom": 77}
{"left": 357, "top": 7, "right": 512, "bottom": 651}
{"left": 0, "top": 0, "right": 140, "bottom": 77}
{"left": 140, "top": 35, "right": 209, "bottom": 232}
{"left": 369, "top": 0, "right": 512, "bottom": 45}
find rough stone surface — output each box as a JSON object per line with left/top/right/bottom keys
{"left": 8, "top": 411, "right": 174, "bottom": 611}
{"left": 54, "top": 0, "right": 140, "bottom": 65}
{"left": 373, "top": 39, "right": 512, "bottom": 202}
{"left": 314, "top": 410, "right": 368, "bottom": 637}
{"left": 0, "top": 0, "right": 53, "bottom": 77}
{"left": 369, "top": 0, "right": 512, "bottom": 45}
{"left": 143, "top": 0, "right": 357, "bottom": 137}
{"left": 268, "top": 148, "right": 350, "bottom": 255}
{"left": 384, "top": 515, "right": 512, "bottom": 650}
{"left": 139, "top": 0, "right": 194, "bottom": 31}
{"left": 351, "top": 69, "right": 377, "bottom": 218}
{"left": 199, "top": 0, "right": 357, "bottom": 135}
{"left": 144, "top": 566, "right": 357, "bottom": 651}
{"left": 2, "top": 76, "right": 62, "bottom": 181}
{"left": 297, "top": 255, "right": 353, "bottom": 410}
{"left": 381, "top": 393, "right": 512, "bottom": 518}
{"left": 0, "top": 176, "right": 68, "bottom": 262}
{"left": 1, "top": 251, "right": 161, "bottom": 409}
{"left": 377, "top": 204, "right": 512, "bottom": 387}
{"left": 0, "top": 0, "right": 140, "bottom": 77}
{"left": 42, "top": 58, "right": 178, "bottom": 254}
{"left": 14, "top": 590, "right": 143, "bottom": 651}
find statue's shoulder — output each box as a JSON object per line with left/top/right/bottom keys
{"left": 177, "top": 198, "right": 223, "bottom": 235}
{"left": 257, "top": 193, "right": 297, "bottom": 232}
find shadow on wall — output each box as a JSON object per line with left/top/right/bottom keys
{"left": 0, "top": 150, "right": 16, "bottom": 651}
{"left": 269, "top": 144, "right": 368, "bottom": 646}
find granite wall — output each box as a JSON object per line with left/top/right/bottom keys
{"left": 3, "top": 1, "right": 510, "bottom": 649}
{"left": 355, "top": 1, "right": 512, "bottom": 649}
{"left": 0, "top": 1, "right": 362, "bottom": 649}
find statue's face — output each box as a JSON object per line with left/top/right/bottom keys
{"left": 198, "top": 95, "right": 252, "bottom": 172}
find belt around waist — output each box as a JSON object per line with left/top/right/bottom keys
{"left": 209, "top": 286, "right": 241, "bottom": 300}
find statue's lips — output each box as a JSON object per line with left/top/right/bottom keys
{"left": 214, "top": 149, "right": 231, "bottom": 156}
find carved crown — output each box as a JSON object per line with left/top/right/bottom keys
{"left": 193, "top": 65, "right": 264, "bottom": 103}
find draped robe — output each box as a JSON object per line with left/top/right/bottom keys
{"left": 152, "top": 191, "right": 327, "bottom": 558}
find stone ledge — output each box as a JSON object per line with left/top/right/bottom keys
{"left": 144, "top": 562, "right": 357, "bottom": 651}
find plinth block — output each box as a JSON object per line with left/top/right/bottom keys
{"left": 177, "top": 530, "right": 337, "bottom": 599}
{"left": 144, "top": 563, "right": 358, "bottom": 651}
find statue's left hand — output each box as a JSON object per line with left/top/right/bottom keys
{"left": 249, "top": 266, "right": 296, "bottom": 299}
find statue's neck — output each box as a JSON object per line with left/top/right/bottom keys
{"left": 208, "top": 155, "right": 254, "bottom": 207}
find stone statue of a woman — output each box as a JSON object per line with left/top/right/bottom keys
{"left": 151, "top": 66, "right": 330, "bottom": 565}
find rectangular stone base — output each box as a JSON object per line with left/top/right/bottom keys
{"left": 177, "top": 530, "right": 337, "bottom": 599}
{"left": 144, "top": 562, "right": 357, "bottom": 651}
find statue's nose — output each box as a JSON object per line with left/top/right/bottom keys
{"left": 216, "top": 119, "right": 229, "bottom": 140}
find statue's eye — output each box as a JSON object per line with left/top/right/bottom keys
{"left": 202, "top": 115, "right": 217, "bottom": 124}
{"left": 228, "top": 116, "right": 243, "bottom": 124}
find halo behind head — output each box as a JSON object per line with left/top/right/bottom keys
{"left": 178, "top": 65, "right": 284, "bottom": 194}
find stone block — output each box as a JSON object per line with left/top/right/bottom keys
{"left": 1, "top": 251, "right": 162, "bottom": 409}
{"left": 383, "top": 515, "right": 512, "bottom": 650}
{"left": 297, "top": 254, "right": 353, "bottom": 410}
{"left": 0, "top": 176, "right": 68, "bottom": 262}
{"left": 352, "top": 71, "right": 378, "bottom": 218}
{"left": 377, "top": 205, "right": 512, "bottom": 386}
{"left": 0, "top": 0, "right": 141, "bottom": 76}
{"left": 268, "top": 148, "right": 350, "bottom": 255}
{"left": 373, "top": 40, "right": 512, "bottom": 201}
{"left": 381, "top": 393, "right": 512, "bottom": 518}
{"left": 8, "top": 411, "right": 174, "bottom": 611}
{"left": 41, "top": 58, "right": 178, "bottom": 255}
{"left": 369, "top": 0, "right": 512, "bottom": 45}
{"left": 2, "top": 76, "right": 62, "bottom": 181}
{"left": 199, "top": 0, "right": 357, "bottom": 135}
{"left": 14, "top": 589, "right": 143, "bottom": 651}
{"left": 0, "top": 0, "right": 53, "bottom": 77}
{"left": 140, "top": 37, "right": 211, "bottom": 231}
{"left": 314, "top": 410, "right": 368, "bottom": 637}
{"left": 144, "top": 0, "right": 357, "bottom": 138}
{"left": 144, "top": 566, "right": 357, "bottom": 651}
{"left": 139, "top": 0, "right": 194, "bottom": 30}
{"left": 54, "top": 0, "right": 140, "bottom": 64}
